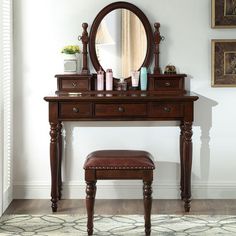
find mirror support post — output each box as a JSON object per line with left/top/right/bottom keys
{"left": 153, "top": 23, "right": 161, "bottom": 74}
{"left": 80, "top": 23, "right": 90, "bottom": 75}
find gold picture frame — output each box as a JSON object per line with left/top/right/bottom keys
{"left": 212, "top": 0, "right": 236, "bottom": 28}
{"left": 212, "top": 40, "right": 236, "bottom": 87}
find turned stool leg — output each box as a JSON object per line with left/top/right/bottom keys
{"left": 86, "top": 181, "right": 97, "bottom": 235}
{"left": 143, "top": 181, "right": 152, "bottom": 236}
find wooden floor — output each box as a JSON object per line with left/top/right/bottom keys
{"left": 4, "top": 199, "right": 236, "bottom": 215}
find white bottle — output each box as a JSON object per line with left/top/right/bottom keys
{"left": 97, "top": 67, "right": 104, "bottom": 91}
{"left": 106, "top": 69, "right": 113, "bottom": 91}
{"left": 131, "top": 70, "right": 140, "bottom": 88}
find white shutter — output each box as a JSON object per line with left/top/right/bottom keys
{"left": 0, "top": 0, "right": 13, "bottom": 215}
{"left": 0, "top": 6, "right": 3, "bottom": 214}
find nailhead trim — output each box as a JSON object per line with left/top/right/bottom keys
{"left": 85, "top": 166, "right": 155, "bottom": 170}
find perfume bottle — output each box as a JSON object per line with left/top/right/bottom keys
{"left": 140, "top": 67, "right": 147, "bottom": 91}
{"left": 106, "top": 69, "right": 113, "bottom": 91}
{"left": 97, "top": 67, "right": 104, "bottom": 91}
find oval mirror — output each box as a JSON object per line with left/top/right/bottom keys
{"left": 89, "top": 2, "right": 153, "bottom": 79}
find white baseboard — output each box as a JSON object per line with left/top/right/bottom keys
{"left": 13, "top": 181, "right": 236, "bottom": 199}
{"left": 3, "top": 186, "right": 13, "bottom": 212}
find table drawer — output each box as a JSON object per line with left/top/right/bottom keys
{"left": 61, "top": 79, "right": 89, "bottom": 91}
{"left": 155, "top": 79, "right": 180, "bottom": 89}
{"left": 149, "top": 102, "right": 183, "bottom": 117}
{"left": 148, "top": 75, "right": 185, "bottom": 94}
{"left": 59, "top": 102, "right": 92, "bottom": 118}
{"left": 95, "top": 103, "right": 147, "bottom": 117}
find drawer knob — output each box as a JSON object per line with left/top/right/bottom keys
{"left": 118, "top": 106, "right": 125, "bottom": 112}
{"left": 163, "top": 107, "right": 171, "bottom": 112}
{"left": 72, "top": 82, "right": 78, "bottom": 87}
{"left": 165, "top": 82, "right": 171, "bottom": 87}
{"left": 72, "top": 107, "right": 80, "bottom": 113}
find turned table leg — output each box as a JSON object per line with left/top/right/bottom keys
{"left": 180, "top": 121, "right": 184, "bottom": 200}
{"left": 50, "top": 122, "right": 59, "bottom": 212}
{"left": 143, "top": 181, "right": 152, "bottom": 236}
{"left": 86, "top": 181, "right": 97, "bottom": 235}
{"left": 57, "top": 122, "right": 63, "bottom": 200}
{"left": 182, "top": 121, "right": 193, "bottom": 212}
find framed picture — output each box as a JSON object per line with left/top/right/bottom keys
{"left": 212, "top": 40, "right": 236, "bottom": 87}
{"left": 212, "top": 0, "right": 236, "bottom": 28}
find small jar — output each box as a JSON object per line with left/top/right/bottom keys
{"left": 117, "top": 78, "right": 127, "bottom": 91}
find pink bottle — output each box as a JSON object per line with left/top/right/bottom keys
{"left": 106, "top": 69, "right": 113, "bottom": 91}
{"left": 97, "top": 67, "right": 104, "bottom": 91}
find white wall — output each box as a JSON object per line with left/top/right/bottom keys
{"left": 13, "top": 0, "right": 236, "bottom": 199}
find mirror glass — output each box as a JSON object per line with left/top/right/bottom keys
{"left": 95, "top": 9, "right": 147, "bottom": 78}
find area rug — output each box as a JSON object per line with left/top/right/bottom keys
{"left": 1, "top": 214, "right": 236, "bottom": 235}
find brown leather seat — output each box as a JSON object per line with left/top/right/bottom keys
{"left": 84, "top": 150, "right": 155, "bottom": 236}
{"left": 84, "top": 150, "right": 155, "bottom": 170}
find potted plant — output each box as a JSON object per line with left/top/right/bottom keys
{"left": 61, "top": 45, "right": 81, "bottom": 74}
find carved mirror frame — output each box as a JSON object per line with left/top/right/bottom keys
{"left": 88, "top": 1, "right": 153, "bottom": 76}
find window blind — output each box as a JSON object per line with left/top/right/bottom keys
{"left": 1, "top": 0, "right": 13, "bottom": 212}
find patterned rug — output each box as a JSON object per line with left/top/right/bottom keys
{"left": 1, "top": 214, "right": 236, "bottom": 235}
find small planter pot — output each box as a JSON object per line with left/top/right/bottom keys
{"left": 63, "top": 53, "right": 80, "bottom": 74}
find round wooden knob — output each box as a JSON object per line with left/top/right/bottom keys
{"left": 118, "top": 107, "right": 125, "bottom": 112}
{"left": 163, "top": 107, "right": 171, "bottom": 112}
{"left": 73, "top": 107, "right": 80, "bottom": 113}
{"left": 82, "top": 22, "right": 88, "bottom": 29}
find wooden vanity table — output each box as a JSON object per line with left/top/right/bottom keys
{"left": 44, "top": 2, "right": 199, "bottom": 213}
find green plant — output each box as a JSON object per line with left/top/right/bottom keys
{"left": 61, "top": 45, "right": 80, "bottom": 54}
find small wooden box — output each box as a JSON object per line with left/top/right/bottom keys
{"left": 148, "top": 74, "right": 186, "bottom": 94}
{"left": 55, "top": 74, "right": 94, "bottom": 92}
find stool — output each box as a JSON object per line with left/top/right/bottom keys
{"left": 83, "top": 150, "right": 155, "bottom": 236}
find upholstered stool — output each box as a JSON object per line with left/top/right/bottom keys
{"left": 83, "top": 150, "right": 155, "bottom": 236}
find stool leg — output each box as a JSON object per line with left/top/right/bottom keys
{"left": 143, "top": 181, "right": 152, "bottom": 236}
{"left": 86, "top": 181, "right": 97, "bottom": 235}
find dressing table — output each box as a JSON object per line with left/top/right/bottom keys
{"left": 44, "top": 1, "right": 199, "bottom": 213}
